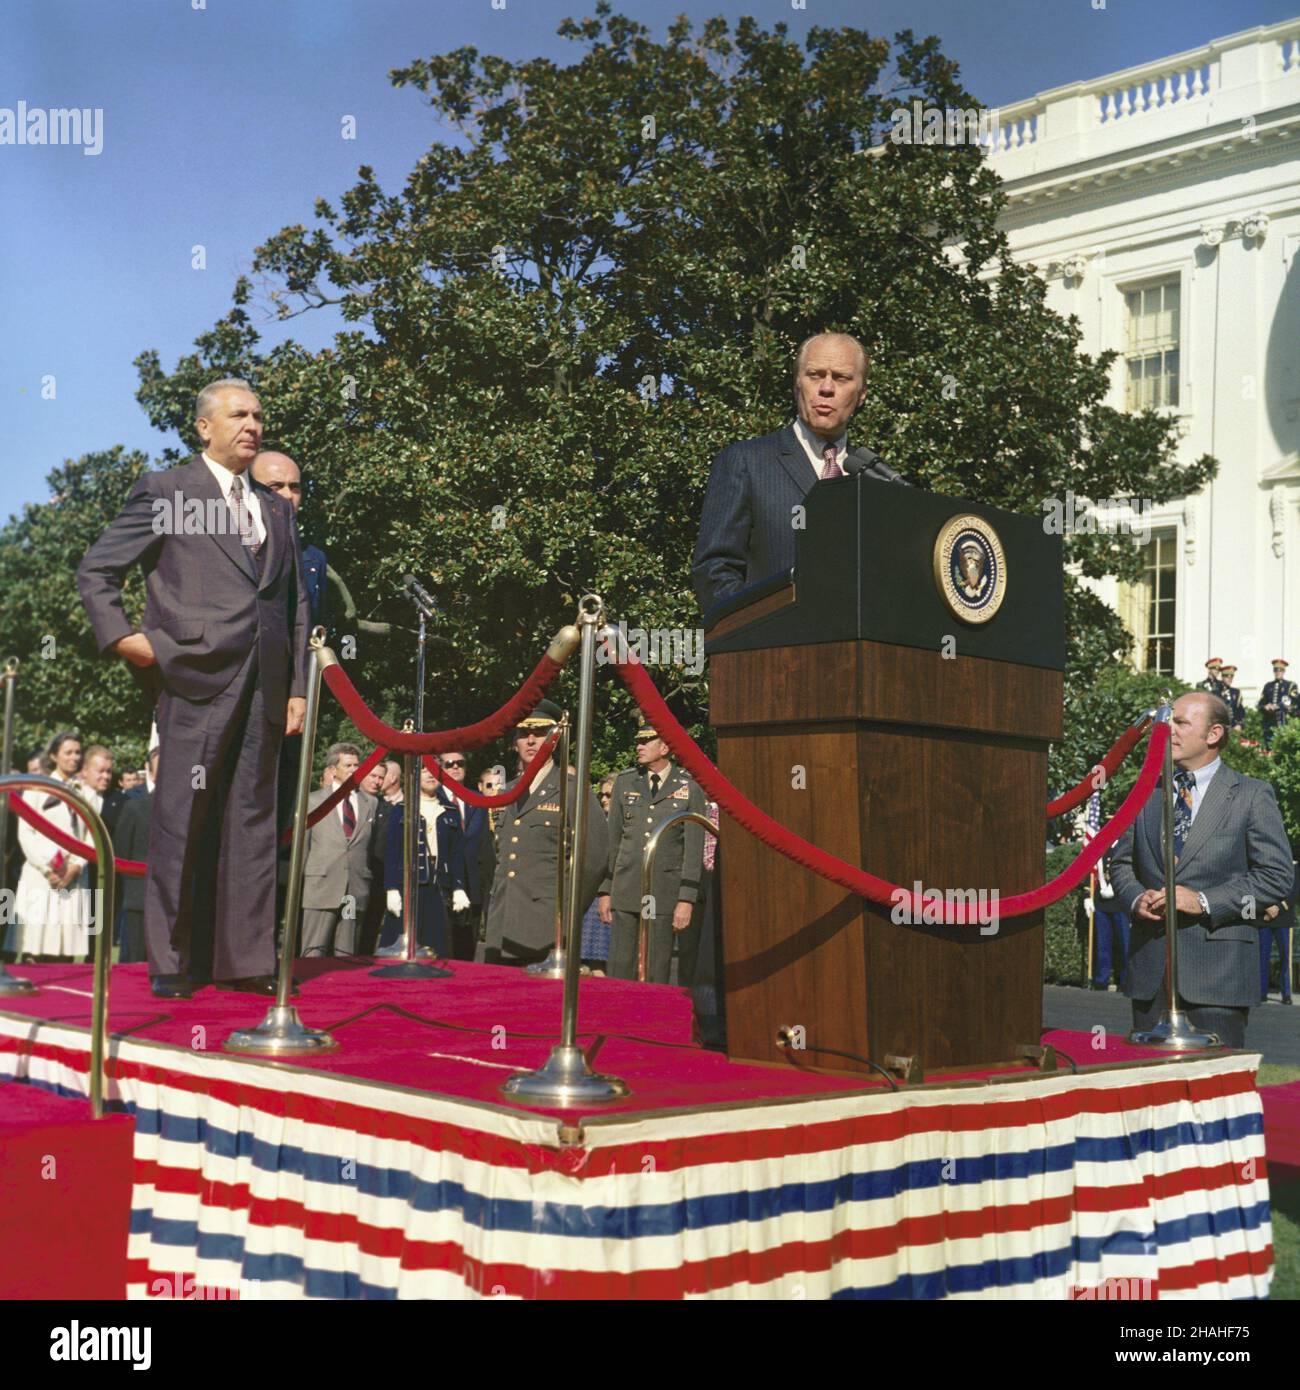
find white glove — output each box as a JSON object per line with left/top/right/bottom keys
{"left": 386, "top": 889, "right": 402, "bottom": 917}
{"left": 452, "top": 889, "right": 470, "bottom": 913}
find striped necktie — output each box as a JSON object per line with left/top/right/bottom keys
{"left": 228, "top": 474, "right": 262, "bottom": 556}
{"left": 821, "top": 443, "right": 843, "bottom": 479}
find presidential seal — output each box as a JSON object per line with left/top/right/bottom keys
{"left": 933, "top": 514, "right": 1007, "bottom": 624}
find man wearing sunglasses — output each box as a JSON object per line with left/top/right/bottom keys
{"left": 598, "top": 722, "right": 707, "bottom": 983}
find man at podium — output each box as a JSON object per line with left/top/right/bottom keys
{"left": 691, "top": 331, "right": 902, "bottom": 612}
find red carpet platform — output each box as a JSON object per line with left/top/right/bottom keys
{"left": 0, "top": 961, "right": 1274, "bottom": 1300}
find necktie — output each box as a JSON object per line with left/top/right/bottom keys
{"left": 649, "top": 773, "right": 660, "bottom": 799}
{"left": 820, "top": 443, "right": 843, "bottom": 480}
{"left": 228, "top": 474, "right": 262, "bottom": 556}
{"left": 1172, "top": 769, "right": 1194, "bottom": 860}
{"left": 342, "top": 794, "right": 356, "bottom": 840}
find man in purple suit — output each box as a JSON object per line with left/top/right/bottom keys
{"left": 76, "top": 379, "right": 310, "bottom": 998}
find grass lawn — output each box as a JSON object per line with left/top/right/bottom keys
{"left": 1257, "top": 1063, "right": 1300, "bottom": 1301}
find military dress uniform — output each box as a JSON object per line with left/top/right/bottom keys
{"left": 482, "top": 761, "right": 608, "bottom": 966}
{"left": 602, "top": 761, "right": 707, "bottom": 983}
{"left": 1260, "top": 666, "right": 1299, "bottom": 749}
{"left": 1197, "top": 658, "right": 1225, "bottom": 699}
{"left": 1218, "top": 667, "right": 1245, "bottom": 729}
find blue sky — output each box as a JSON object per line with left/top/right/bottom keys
{"left": 3, "top": 0, "right": 1296, "bottom": 517}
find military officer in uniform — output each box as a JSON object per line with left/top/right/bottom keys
{"left": 598, "top": 721, "right": 707, "bottom": 984}
{"left": 1197, "top": 657, "right": 1226, "bottom": 698}
{"left": 482, "top": 700, "right": 608, "bottom": 967}
{"left": 1260, "top": 659, "right": 1299, "bottom": 749}
{"left": 1218, "top": 663, "right": 1245, "bottom": 730}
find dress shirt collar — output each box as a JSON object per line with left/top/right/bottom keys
{"left": 202, "top": 452, "right": 249, "bottom": 499}
{"left": 792, "top": 417, "right": 847, "bottom": 475}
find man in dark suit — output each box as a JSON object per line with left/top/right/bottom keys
{"left": 1109, "top": 692, "right": 1293, "bottom": 1048}
{"left": 76, "top": 378, "right": 309, "bottom": 998}
{"left": 113, "top": 747, "right": 158, "bottom": 965}
{"left": 252, "top": 451, "right": 328, "bottom": 627}
{"left": 691, "top": 332, "right": 904, "bottom": 612}
{"left": 434, "top": 750, "right": 485, "bottom": 960}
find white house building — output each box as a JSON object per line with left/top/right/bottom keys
{"left": 987, "top": 18, "right": 1300, "bottom": 708}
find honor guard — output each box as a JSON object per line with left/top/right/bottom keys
{"left": 1197, "top": 656, "right": 1226, "bottom": 697}
{"left": 1218, "top": 664, "right": 1245, "bottom": 730}
{"left": 1260, "top": 659, "right": 1299, "bottom": 749}
{"left": 598, "top": 721, "right": 707, "bottom": 984}
{"left": 482, "top": 699, "right": 608, "bottom": 967}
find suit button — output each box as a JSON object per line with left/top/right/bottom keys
{"left": 509, "top": 853, "right": 517, "bottom": 860}
{"left": 511, "top": 836, "right": 519, "bottom": 843}
{"left": 646, "top": 817, "right": 653, "bottom": 824}
{"left": 507, "top": 870, "right": 516, "bottom": 878}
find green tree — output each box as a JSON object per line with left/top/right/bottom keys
{"left": 111, "top": 7, "right": 1207, "bottom": 776}
{"left": 0, "top": 448, "right": 153, "bottom": 770}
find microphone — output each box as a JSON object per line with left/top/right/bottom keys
{"left": 844, "top": 446, "right": 907, "bottom": 485}
{"left": 402, "top": 573, "right": 438, "bottom": 616}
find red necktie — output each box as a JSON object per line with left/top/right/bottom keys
{"left": 342, "top": 795, "right": 356, "bottom": 839}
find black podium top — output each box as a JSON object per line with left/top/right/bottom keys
{"left": 703, "top": 475, "right": 1065, "bottom": 670}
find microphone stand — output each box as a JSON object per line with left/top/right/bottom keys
{"left": 371, "top": 580, "right": 450, "bottom": 980}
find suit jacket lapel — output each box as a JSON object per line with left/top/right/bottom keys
{"left": 1177, "top": 767, "right": 1237, "bottom": 872}
{"left": 776, "top": 426, "right": 815, "bottom": 499}
{"left": 1142, "top": 791, "right": 1162, "bottom": 872}
{"left": 183, "top": 458, "right": 257, "bottom": 583}
{"left": 252, "top": 479, "right": 280, "bottom": 591}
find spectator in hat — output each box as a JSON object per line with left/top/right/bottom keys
{"left": 1218, "top": 664, "right": 1245, "bottom": 730}
{"left": 482, "top": 700, "right": 607, "bottom": 967}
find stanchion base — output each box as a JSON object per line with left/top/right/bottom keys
{"left": 370, "top": 959, "right": 454, "bottom": 979}
{"left": 0, "top": 967, "right": 36, "bottom": 996}
{"left": 500, "top": 1044, "right": 629, "bottom": 1105}
{"left": 524, "top": 949, "right": 590, "bottom": 979}
{"left": 222, "top": 1005, "right": 338, "bottom": 1055}
{"left": 1130, "top": 1011, "right": 1221, "bottom": 1050}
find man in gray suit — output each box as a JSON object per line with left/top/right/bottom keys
{"left": 691, "top": 331, "right": 904, "bottom": 612}
{"left": 76, "top": 378, "right": 309, "bottom": 997}
{"left": 300, "top": 742, "right": 377, "bottom": 957}
{"left": 1109, "top": 692, "right": 1293, "bottom": 1047}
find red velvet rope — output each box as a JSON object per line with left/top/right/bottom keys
{"left": 421, "top": 730, "right": 560, "bottom": 808}
{"left": 6, "top": 790, "right": 146, "bottom": 878}
{"left": 1046, "top": 717, "right": 1150, "bottom": 818}
{"left": 612, "top": 646, "right": 1169, "bottom": 925}
{"left": 320, "top": 655, "right": 562, "bottom": 754}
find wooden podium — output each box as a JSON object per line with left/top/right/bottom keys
{"left": 704, "top": 476, "right": 1064, "bottom": 1076}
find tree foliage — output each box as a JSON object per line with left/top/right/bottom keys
{"left": 12, "top": 8, "right": 1218, "bottom": 784}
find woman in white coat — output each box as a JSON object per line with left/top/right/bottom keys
{"left": 15, "top": 730, "right": 93, "bottom": 961}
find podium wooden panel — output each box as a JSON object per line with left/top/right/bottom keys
{"left": 704, "top": 477, "right": 1064, "bottom": 1075}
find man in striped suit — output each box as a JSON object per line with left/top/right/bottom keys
{"left": 1109, "top": 692, "right": 1292, "bottom": 1047}
{"left": 691, "top": 332, "right": 905, "bottom": 613}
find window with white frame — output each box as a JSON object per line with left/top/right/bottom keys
{"left": 1124, "top": 280, "right": 1180, "bottom": 411}
{"left": 1138, "top": 532, "right": 1176, "bottom": 675}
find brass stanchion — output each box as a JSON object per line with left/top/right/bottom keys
{"left": 0, "top": 774, "right": 114, "bottom": 1112}
{"left": 637, "top": 811, "right": 719, "bottom": 983}
{"left": 502, "top": 596, "right": 628, "bottom": 1104}
{"left": 0, "top": 659, "right": 36, "bottom": 997}
{"left": 1130, "top": 696, "right": 1220, "bottom": 1050}
{"left": 525, "top": 718, "right": 588, "bottom": 979}
{"left": 224, "top": 629, "right": 338, "bottom": 1054}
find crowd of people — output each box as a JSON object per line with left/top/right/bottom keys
{"left": 1197, "top": 655, "right": 1298, "bottom": 747}
{"left": 0, "top": 705, "right": 725, "bottom": 1029}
